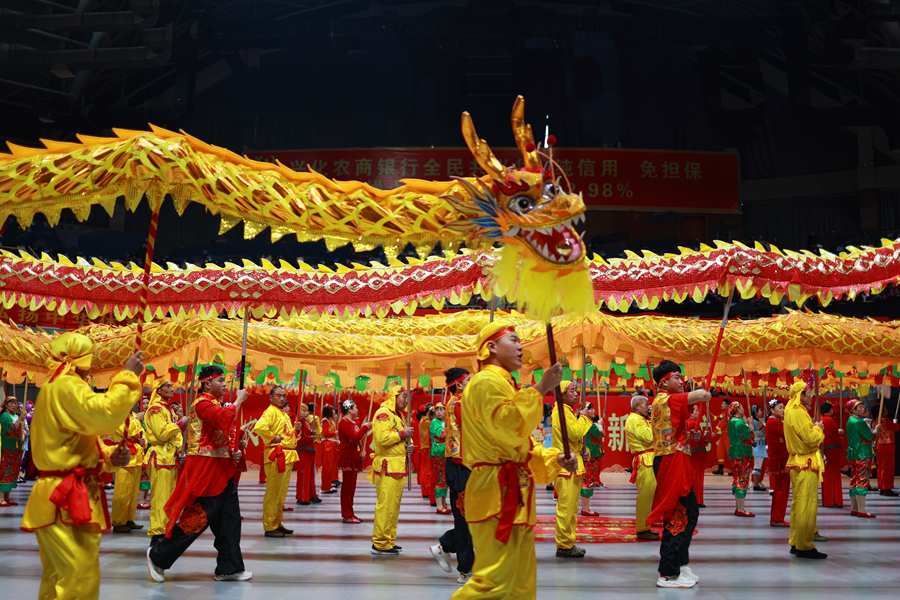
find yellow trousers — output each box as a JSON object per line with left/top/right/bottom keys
{"left": 789, "top": 468, "right": 819, "bottom": 552}
{"left": 372, "top": 473, "right": 406, "bottom": 550}
{"left": 263, "top": 461, "right": 294, "bottom": 531}
{"left": 111, "top": 466, "right": 140, "bottom": 527}
{"left": 147, "top": 464, "right": 177, "bottom": 537}
{"left": 554, "top": 475, "right": 582, "bottom": 548}
{"left": 451, "top": 519, "right": 537, "bottom": 600}
{"left": 635, "top": 463, "right": 657, "bottom": 533}
{"left": 35, "top": 521, "right": 101, "bottom": 600}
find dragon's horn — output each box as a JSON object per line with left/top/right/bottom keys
{"left": 511, "top": 96, "right": 541, "bottom": 170}
{"left": 461, "top": 111, "right": 508, "bottom": 182}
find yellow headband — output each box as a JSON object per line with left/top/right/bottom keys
{"left": 150, "top": 380, "right": 173, "bottom": 406}
{"left": 47, "top": 332, "right": 94, "bottom": 382}
{"left": 786, "top": 381, "right": 807, "bottom": 411}
{"left": 475, "top": 321, "right": 516, "bottom": 362}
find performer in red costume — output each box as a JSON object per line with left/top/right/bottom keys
{"left": 321, "top": 406, "right": 340, "bottom": 494}
{"left": 875, "top": 411, "right": 899, "bottom": 496}
{"left": 295, "top": 402, "right": 320, "bottom": 505}
{"left": 147, "top": 365, "right": 251, "bottom": 583}
{"left": 647, "top": 361, "right": 711, "bottom": 589}
{"left": 765, "top": 399, "right": 790, "bottom": 527}
{"left": 820, "top": 402, "right": 845, "bottom": 508}
{"left": 338, "top": 399, "right": 372, "bottom": 523}
{"left": 685, "top": 404, "right": 714, "bottom": 508}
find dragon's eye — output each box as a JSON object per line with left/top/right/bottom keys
{"left": 508, "top": 195, "right": 536, "bottom": 214}
{"left": 542, "top": 183, "right": 557, "bottom": 200}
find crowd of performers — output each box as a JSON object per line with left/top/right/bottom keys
{"left": 7, "top": 325, "right": 900, "bottom": 598}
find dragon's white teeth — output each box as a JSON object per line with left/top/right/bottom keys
{"left": 506, "top": 226, "right": 520, "bottom": 237}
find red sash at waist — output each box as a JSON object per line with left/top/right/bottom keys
{"left": 42, "top": 467, "right": 103, "bottom": 525}
{"left": 472, "top": 460, "right": 530, "bottom": 544}
{"left": 630, "top": 449, "right": 653, "bottom": 484}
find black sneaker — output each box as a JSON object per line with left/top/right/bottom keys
{"left": 795, "top": 548, "right": 827, "bottom": 559}
{"left": 278, "top": 525, "right": 294, "bottom": 534}
{"left": 296, "top": 500, "right": 310, "bottom": 505}
{"left": 556, "top": 546, "right": 586, "bottom": 558}
{"left": 150, "top": 534, "right": 165, "bottom": 548}
{"left": 371, "top": 545, "right": 399, "bottom": 556}
{"left": 310, "top": 497, "right": 322, "bottom": 504}
{"left": 392, "top": 545, "right": 403, "bottom": 551}
{"left": 332, "top": 481, "right": 342, "bottom": 488}
{"left": 790, "top": 546, "right": 796, "bottom": 555}
{"left": 126, "top": 521, "right": 144, "bottom": 530}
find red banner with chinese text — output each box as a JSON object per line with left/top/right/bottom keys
{"left": 246, "top": 147, "right": 739, "bottom": 213}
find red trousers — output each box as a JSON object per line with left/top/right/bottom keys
{"left": 340, "top": 469, "right": 359, "bottom": 519}
{"left": 822, "top": 448, "right": 844, "bottom": 507}
{"left": 295, "top": 449, "right": 318, "bottom": 502}
{"left": 770, "top": 471, "right": 790, "bottom": 522}
{"left": 690, "top": 450, "right": 707, "bottom": 505}
{"left": 419, "top": 450, "right": 435, "bottom": 502}
{"left": 877, "top": 444, "right": 895, "bottom": 491}
{"left": 322, "top": 441, "right": 339, "bottom": 492}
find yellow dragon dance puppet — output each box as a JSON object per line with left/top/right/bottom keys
{"left": 0, "top": 96, "right": 592, "bottom": 322}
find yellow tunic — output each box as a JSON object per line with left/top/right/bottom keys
{"left": 110, "top": 418, "right": 145, "bottom": 468}
{"left": 784, "top": 404, "right": 825, "bottom": 478}
{"left": 551, "top": 403, "right": 593, "bottom": 477}
{"left": 624, "top": 412, "right": 657, "bottom": 533}
{"left": 462, "top": 365, "right": 563, "bottom": 528}
{"left": 254, "top": 405, "right": 300, "bottom": 466}
{"left": 143, "top": 397, "right": 183, "bottom": 467}
{"left": 369, "top": 405, "right": 409, "bottom": 478}
{"left": 21, "top": 371, "right": 141, "bottom": 532}
{"left": 624, "top": 413, "right": 655, "bottom": 467}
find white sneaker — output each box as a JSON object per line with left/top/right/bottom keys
{"left": 430, "top": 544, "right": 452, "bottom": 573}
{"left": 656, "top": 574, "right": 696, "bottom": 588}
{"left": 214, "top": 571, "right": 253, "bottom": 581}
{"left": 457, "top": 572, "right": 472, "bottom": 584}
{"left": 146, "top": 547, "right": 165, "bottom": 583}
{"left": 680, "top": 566, "right": 699, "bottom": 582}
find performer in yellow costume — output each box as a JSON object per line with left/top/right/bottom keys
{"left": 624, "top": 394, "right": 658, "bottom": 540}
{"left": 552, "top": 380, "right": 593, "bottom": 558}
{"left": 143, "top": 380, "right": 184, "bottom": 544}
{"left": 368, "top": 385, "right": 414, "bottom": 555}
{"left": 110, "top": 410, "right": 146, "bottom": 533}
{"left": 21, "top": 333, "right": 143, "bottom": 600}
{"left": 254, "top": 385, "right": 299, "bottom": 537}
{"left": 784, "top": 381, "right": 826, "bottom": 559}
{"left": 451, "top": 322, "right": 576, "bottom": 600}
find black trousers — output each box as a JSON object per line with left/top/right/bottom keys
{"left": 653, "top": 456, "right": 699, "bottom": 577}
{"left": 439, "top": 458, "right": 474, "bottom": 574}
{"left": 150, "top": 478, "right": 245, "bottom": 576}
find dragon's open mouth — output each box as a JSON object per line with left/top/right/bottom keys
{"left": 515, "top": 218, "right": 585, "bottom": 264}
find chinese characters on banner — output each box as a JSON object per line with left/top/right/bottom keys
{"left": 246, "top": 147, "right": 740, "bottom": 213}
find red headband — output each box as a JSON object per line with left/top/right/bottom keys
{"left": 200, "top": 373, "right": 220, "bottom": 384}
{"left": 482, "top": 327, "right": 515, "bottom": 348}
{"left": 446, "top": 373, "right": 468, "bottom": 387}
{"left": 657, "top": 370, "right": 680, "bottom": 384}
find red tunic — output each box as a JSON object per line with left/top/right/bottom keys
{"left": 338, "top": 417, "right": 370, "bottom": 470}
{"left": 765, "top": 417, "right": 788, "bottom": 473}
{"left": 822, "top": 415, "right": 841, "bottom": 451}
{"left": 163, "top": 396, "right": 237, "bottom": 536}
{"left": 647, "top": 392, "right": 692, "bottom": 525}
{"left": 298, "top": 418, "right": 316, "bottom": 452}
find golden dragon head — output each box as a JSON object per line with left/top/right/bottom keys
{"left": 442, "top": 96, "right": 586, "bottom": 271}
